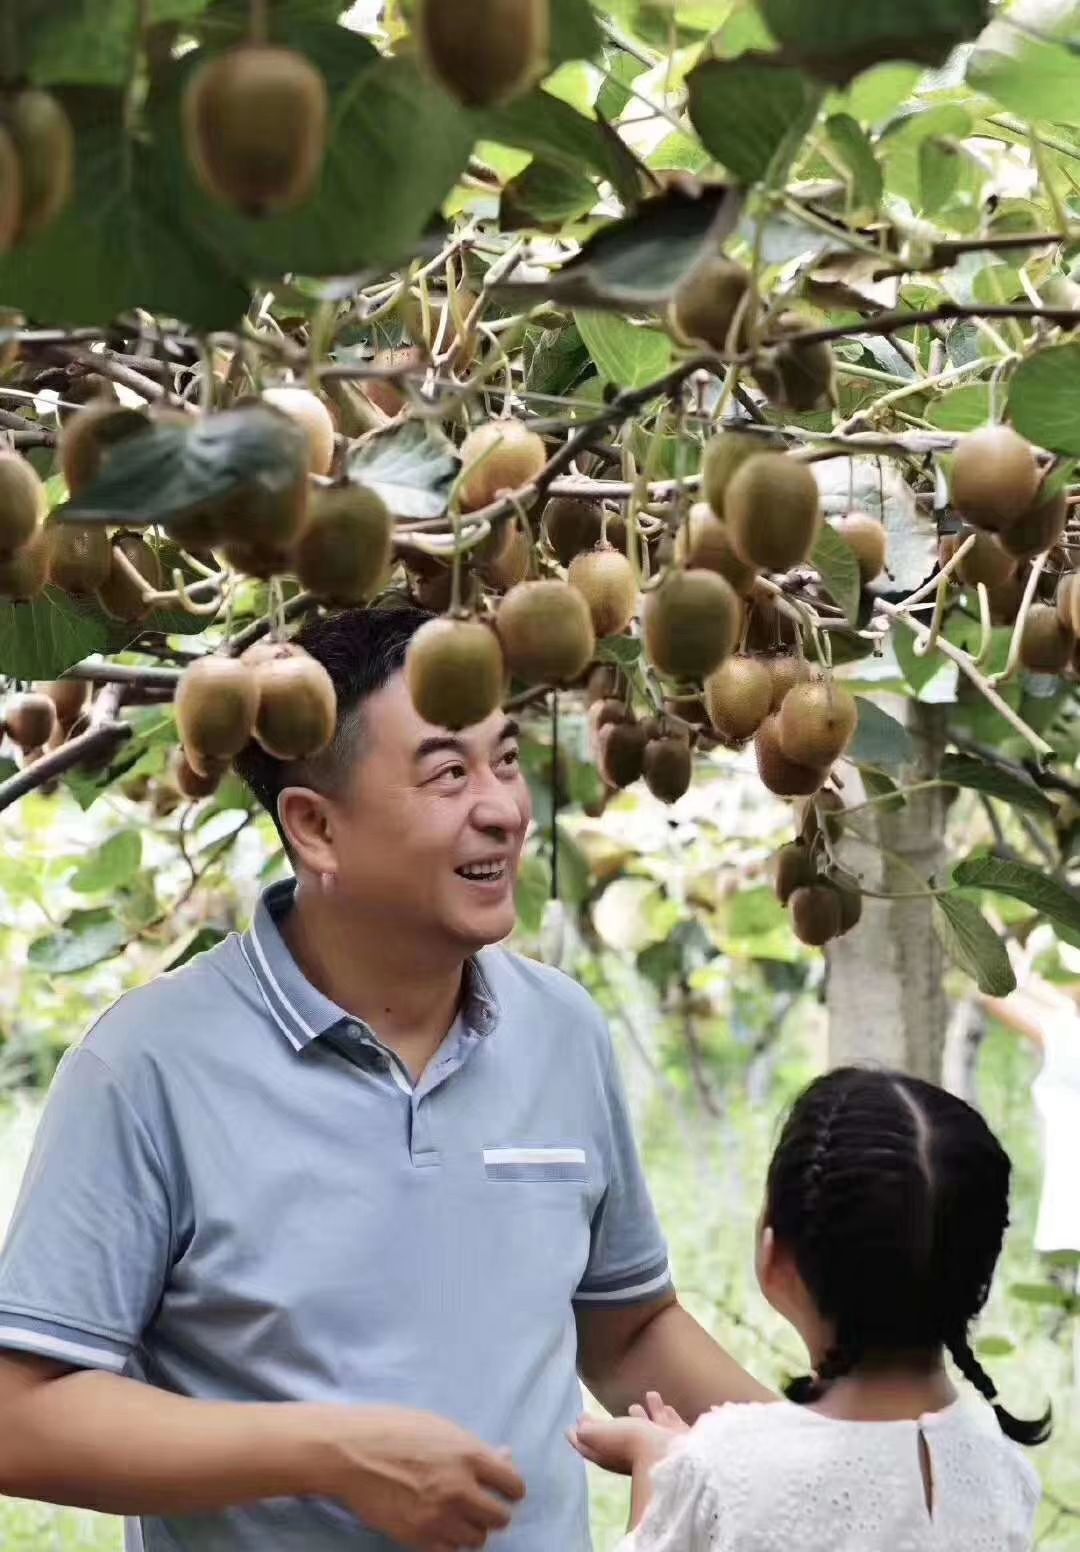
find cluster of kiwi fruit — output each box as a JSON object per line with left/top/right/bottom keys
{"left": 0, "top": 679, "right": 89, "bottom": 778}
{"left": 583, "top": 667, "right": 693, "bottom": 805}
{"left": 772, "top": 794, "right": 863, "bottom": 947}
{"left": 175, "top": 641, "right": 337, "bottom": 797}
{"left": 947, "top": 424, "right": 1080, "bottom": 674}
{"left": 0, "top": 88, "right": 74, "bottom": 253}
{"left": 415, "top": 0, "right": 550, "bottom": 108}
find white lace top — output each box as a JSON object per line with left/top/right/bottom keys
{"left": 620, "top": 1400, "right": 1041, "bottom": 1552}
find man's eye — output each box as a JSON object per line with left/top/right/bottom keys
{"left": 430, "top": 764, "right": 467, "bottom": 784}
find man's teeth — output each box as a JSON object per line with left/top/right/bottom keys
{"left": 459, "top": 863, "right": 505, "bottom": 880}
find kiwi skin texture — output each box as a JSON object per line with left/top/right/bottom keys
{"left": 755, "top": 714, "right": 827, "bottom": 798}
{"left": 643, "top": 736, "right": 692, "bottom": 805}
{"left": 1000, "top": 486, "right": 1067, "bottom": 559}
{"left": 774, "top": 841, "right": 818, "bottom": 906}
{"left": 642, "top": 568, "right": 740, "bottom": 681}
{"left": 790, "top": 883, "right": 843, "bottom": 946}
{"left": 5, "top": 691, "right": 57, "bottom": 751}
{"left": 46, "top": 522, "right": 112, "bottom": 596}
{"left": 458, "top": 422, "right": 546, "bottom": 511}
{"left": 496, "top": 579, "right": 595, "bottom": 686}
{"left": 777, "top": 681, "right": 858, "bottom": 768}
{"left": 0, "top": 529, "right": 48, "bottom": 600}
{"left": 405, "top": 616, "right": 505, "bottom": 732}
{"left": 951, "top": 426, "right": 1040, "bottom": 534}
{"left": 567, "top": 546, "right": 637, "bottom": 638}
{"left": 43, "top": 678, "right": 89, "bottom": 729}
{"left": 676, "top": 503, "right": 757, "bottom": 596}
{"left": 599, "top": 722, "right": 647, "bottom": 789}
{"left": 0, "top": 452, "right": 44, "bottom": 554}
{"left": 417, "top": 0, "right": 550, "bottom": 108}
{"left": 176, "top": 656, "right": 260, "bottom": 767}
{"left": 8, "top": 89, "right": 75, "bottom": 242}
{"left": 97, "top": 533, "right": 162, "bottom": 622}
{"left": 832, "top": 512, "right": 887, "bottom": 584}
{"left": 295, "top": 486, "right": 393, "bottom": 604}
{"left": 701, "top": 431, "right": 770, "bottom": 519}
{"left": 726, "top": 453, "right": 822, "bottom": 573}
{"left": 252, "top": 652, "right": 337, "bottom": 761}
{"left": 704, "top": 655, "right": 772, "bottom": 743}
{"left": 670, "top": 258, "right": 756, "bottom": 353}
{"left": 956, "top": 530, "right": 1016, "bottom": 589}
{"left": 1020, "top": 604, "right": 1074, "bottom": 674}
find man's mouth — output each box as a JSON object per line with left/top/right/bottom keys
{"left": 455, "top": 860, "right": 508, "bottom": 883}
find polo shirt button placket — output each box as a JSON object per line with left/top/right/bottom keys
{"left": 409, "top": 1090, "right": 441, "bottom": 1169}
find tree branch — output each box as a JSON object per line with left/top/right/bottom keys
{"left": 0, "top": 683, "right": 130, "bottom": 813}
{"left": 60, "top": 662, "right": 181, "bottom": 688}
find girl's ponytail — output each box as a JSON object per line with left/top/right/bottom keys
{"left": 946, "top": 1332, "right": 1052, "bottom": 1447}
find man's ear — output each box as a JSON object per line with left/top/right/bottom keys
{"left": 277, "top": 786, "right": 337, "bottom": 875}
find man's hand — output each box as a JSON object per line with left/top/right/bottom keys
{"left": 569, "top": 1391, "right": 688, "bottom": 1477}
{"left": 324, "top": 1405, "right": 526, "bottom": 1551}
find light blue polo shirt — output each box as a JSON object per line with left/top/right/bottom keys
{"left": 0, "top": 880, "right": 672, "bottom": 1551}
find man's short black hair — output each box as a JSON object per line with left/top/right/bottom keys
{"left": 233, "top": 604, "right": 434, "bottom": 848}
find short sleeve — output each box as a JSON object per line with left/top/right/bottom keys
{"left": 617, "top": 1442, "right": 723, "bottom": 1552}
{"left": 0, "top": 1045, "right": 173, "bottom": 1372}
{"left": 574, "top": 1012, "right": 673, "bottom": 1308}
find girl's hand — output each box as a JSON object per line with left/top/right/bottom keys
{"left": 568, "top": 1393, "right": 688, "bottom": 1477}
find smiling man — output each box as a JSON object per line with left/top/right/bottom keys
{"left": 0, "top": 606, "right": 767, "bottom": 1552}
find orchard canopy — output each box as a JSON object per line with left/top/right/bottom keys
{"left": 5, "top": 0, "right": 1080, "bottom": 1004}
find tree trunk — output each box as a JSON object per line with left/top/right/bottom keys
{"left": 826, "top": 698, "right": 950, "bottom": 1081}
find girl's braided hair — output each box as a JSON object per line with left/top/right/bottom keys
{"left": 766, "top": 1066, "right": 1051, "bottom": 1446}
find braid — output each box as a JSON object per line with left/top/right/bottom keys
{"left": 785, "top": 1336, "right": 863, "bottom": 1407}
{"left": 947, "top": 1332, "right": 1052, "bottom": 1447}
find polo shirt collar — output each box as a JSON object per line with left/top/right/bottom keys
{"left": 240, "top": 878, "right": 500, "bottom": 1053}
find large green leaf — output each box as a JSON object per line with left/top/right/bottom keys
{"left": 524, "top": 325, "right": 590, "bottom": 397}
{"left": 953, "top": 854, "right": 1080, "bottom": 934}
{"left": 28, "top": 908, "right": 129, "bottom": 975}
{"left": 0, "top": 589, "right": 111, "bottom": 679}
{"left": 1007, "top": 343, "right": 1080, "bottom": 455}
{"left": 550, "top": 0, "right": 604, "bottom": 64}
{"left": 824, "top": 114, "right": 883, "bottom": 213}
{"left": 761, "top": 0, "right": 990, "bottom": 84}
{"left": 812, "top": 523, "right": 861, "bottom": 623}
{"left": 892, "top": 621, "right": 947, "bottom": 697}
{"left": 933, "top": 894, "right": 1017, "bottom": 996}
{"left": 70, "top": 830, "right": 143, "bottom": 894}
{"left": 480, "top": 89, "right": 643, "bottom": 205}
{"left": 575, "top": 311, "right": 673, "bottom": 389}
{"left": 501, "top": 160, "right": 598, "bottom": 230}
{"left": 968, "top": 0, "right": 1080, "bottom": 124}
{"left": 848, "top": 698, "right": 915, "bottom": 769}
{"left": 347, "top": 423, "right": 458, "bottom": 521}
{"left": 938, "top": 753, "right": 1056, "bottom": 819}
{"left": 26, "top": 0, "right": 212, "bottom": 86}
{"left": 927, "top": 384, "right": 992, "bottom": 432}
{"left": 687, "top": 53, "right": 822, "bottom": 185}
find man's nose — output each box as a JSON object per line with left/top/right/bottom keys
{"left": 471, "top": 771, "right": 528, "bottom": 836}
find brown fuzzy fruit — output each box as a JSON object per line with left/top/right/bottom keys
{"left": 675, "top": 503, "right": 757, "bottom": 595}
{"left": 176, "top": 655, "right": 260, "bottom": 767}
{"left": 642, "top": 568, "right": 740, "bottom": 681}
{"left": 766, "top": 654, "right": 814, "bottom": 712}
{"left": 1019, "top": 604, "right": 1073, "bottom": 673}
{"left": 479, "top": 523, "right": 531, "bottom": 591}
{"left": 0, "top": 529, "right": 47, "bottom": 600}
{"left": 664, "top": 693, "right": 709, "bottom": 727}
{"left": 43, "top": 678, "right": 89, "bottom": 730}
{"left": 45, "top": 521, "right": 112, "bottom": 596}
{"left": 1000, "top": 485, "right": 1067, "bottom": 559}
{"left": 222, "top": 541, "right": 294, "bottom": 579}
{"left": 754, "top": 714, "right": 827, "bottom": 798}
{"left": 173, "top": 747, "right": 223, "bottom": 800}
{"left": 951, "top": 426, "right": 1040, "bottom": 534}
{"left": 643, "top": 736, "right": 692, "bottom": 804}
{"left": 789, "top": 883, "right": 843, "bottom": 947}
{"left": 458, "top": 421, "right": 547, "bottom": 511}
{"left": 251, "top": 649, "right": 337, "bottom": 760}
{"left": 0, "top": 127, "right": 19, "bottom": 253}
{"left": 260, "top": 387, "right": 336, "bottom": 476}
{"left": 1057, "top": 573, "right": 1080, "bottom": 636}
{"left": 182, "top": 45, "right": 328, "bottom": 215}
{"left": 831, "top": 512, "right": 887, "bottom": 584}
{"left": 406, "top": 616, "right": 505, "bottom": 731}
{"left": 704, "top": 655, "right": 773, "bottom": 743}
{"left": 416, "top": 0, "right": 549, "bottom": 107}
{"left": 744, "top": 595, "right": 798, "bottom": 653}
{"left": 542, "top": 498, "right": 610, "bottom": 565}
{"left": 588, "top": 697, "right": 632, "bottom": 739}
{"left": 985, "top": 573, "right": 1027, "bottom": 626}
{"left": 670, "top": 257, "right": 757, "bottom": 353}
{"left": 754, "top": 314, "right": 836, "bottom": 413}
{"left": 726, "top": 454, "right": 822, "bottom": 573}
{"left": 60, "top": 402, "right": 150, "bottom": 498}
{"left": 584, "top": 664, "right": 624, "bottom": 706}
{"left": 833, "top": 876, "right": 864, "bottom": 935}
{"left": 496, "top": 579, "right": 595, "bottom": 685}
{"left": 97, "top": 533, "right": 162, "bottom": 622}
{"left": 956, "top": 529, "right": 1017, "bottom": 589}
{"left": 599, "top": 721, "right": 648, "bottom": 789}
{"left": 778, "top": 680, "right": 858, "bottom": 767}
{"left": 568, "top": 545, "right": 637, "bottom": 638}
{"left": 700, "top": 430, "right": 770, "bottom": 520}
{"left": 363, "top": 346, "right": 427, "bottom": 418}
{"left": 5, "top": 691, "right": 56, "bottom": 750}
{"left": 7, "top": 89, "right": 75, "bottom": 241}
{"left": 0, "top": 451, "right": 45, "bottom": 553}
{"left": 800, "top": 788, "right": 844, "bottom": 845}
{"left": 295, "top": 485, "right": 393, "bottom": 603}
{"left": 774, "top": 841, "right": 818, "bottom": 906}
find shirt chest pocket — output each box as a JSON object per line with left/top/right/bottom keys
{"left": 482, "top": 1146, "right": 587, "bottom": 1184}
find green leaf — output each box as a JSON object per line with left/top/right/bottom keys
{"left": 918, "top": 139, "right": 961, "bottom": 215}
{"left": 892, "top": 621, "right": 945, "bottom": 697}
{"left": 933, "top": 894, "right": 1017, "bottom": 996}
{"left": 760, "top": 0, "right": 990, "bottom": 84}
{"left": 687, "top": 53, "right": 822, "bottom": 185}
{"left": 0, "top": 589, "right": 111, "bottom": 679}
{"left": 848, "top": 697, "right": 915, "bottom": 769}
{"left": 938, "top": 753, "right": 1056, "bottom": 819}
{"left": 596, "top": 635, "right": 643, "bottom": 666}
{"left": 501, "top": 160, "right": 597, "bottom": 230}
{"left": 968, "top": 1, "right": 1080, "bottom": 124}
{"left": 575, "top": 311, "right": 673, "bottom": 389}
{"left": 597, "top": 49, "right": 648, "bottom": 120}
{"left": 28, "top": 908, "right": 129, "bottom": 975}
{"left": 1010, "top": 1280, "right": 1078, "bottom": 1308}
{"left": 479, "top": 89, "right": 643, "bottom": 205}
{"left": 862, "top": 768, "right": 906, "bottom": 812}
{"left": 524, "top": 325, "right": 590, "bottom": 398}
{"left": 975, "top": 1335, "right": 1016, "bottom": 1358}
{"left": 824, "top": 114, "right": 883, "bottom": 212}
{"left": 550, "top": 0, "right": 604, "bottom": 64}
{"left": 926, "top": 384, "right": 991, "bottom": 432}
{"left": 70, "top": 830, "right": 143, "bottom": 894}
{"left": 516, "top": 853, "right": 551, "bottom": 937}
{"left": 812, "top": 523, "right": 861, "bottom": 622}
{"left": 953, "top": 854, "right": 1080, "bottom": 936}
{"left": 1007, "top": 343, "right": 1080, "bottom": 456}
{"left": 346, "top": 422, "right": 458, "bottom": 520}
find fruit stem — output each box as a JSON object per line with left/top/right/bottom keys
{"left": 989, "top": 548, "right": 1049, "bottom": 685}
{"left": 820, "top": 815, "right": 949, "bottom": 900}
{"left": 840, "top": 780, "right": 946, "bottom": 819}
{"left": 974, "top": 582, "right": 993, "bottom": 666}
{"left": 911, "top": 575, "right": 947, "bottom": 659}
{"left": 899, "top": 531, "right": 975, "bottom": 609}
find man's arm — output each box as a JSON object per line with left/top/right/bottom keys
{"left": 0, "top": 1351, "right": 523, "bottom": 1549}
{"left": 576, "top": 1294, "right": 774, "bottom": 1421}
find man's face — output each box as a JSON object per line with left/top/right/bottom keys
{"left": 325, "top": 673, "right": 533, "bottom": 954}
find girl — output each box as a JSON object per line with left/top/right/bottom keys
{"left": 573, "top": 1066, "right": 1049, "bottom": 1551}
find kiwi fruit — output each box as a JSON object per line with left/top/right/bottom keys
{"left": 1000, "top": 485, "right": 1067, "bottom": 559}
{"left": 700, "top": 430, "right": 770, "bottom": 520}
{"left": 0, "top": 127, "right": 19, "bottom": 253}
{"left": 45, "top": 521, "right": 112, "bottom": 596}
{"left": 777, "top": 679, "right": 857, "bottom": 767}
{"left": 1019, "top": 604, "right": 1073, "bottom": 673}
{"left": 985, "top": 572, "right": 1027, "bottom": 626}
{"left": 410, "top": 562, "right": 479, "bottom": 614}
{"left": 173, "top": 747, "right": 223, "bottom": 800}
{"left": 584, "top": 663, "right": 625, "bottom": 706}
{"left": 7, "top": 89, "right": 75, "bottom": 241}
{"left": 766, "top": 653, "right": 813, "bottom": 712}
{"left": 599, "top": 721, "right": 648, "bottom": 789}
{"left": 5, "top": 691, "right": 56, "bottom": 751}
{"left": 675, "top": 502, "right": 757, "bottom": 595}
{"left": 0, "top": 450, "right": 44, "bottom": 553}
{"left": 1057, "top": 573, "right": 1080, "bottom": 636}
{"left": 955, "top": 529, "right": 1017, "bottom": 589}
{"left": 773, "top": 841, "right": 818, "bottom": 906}
{"left": 60, "top": 402, "right": 151, "bottom": 499}
{"left": 643, "top": 736, "right": 692, "bottom": 805}
{"left": 260, "top": 386, "right": 336, "bottom": 476}
{"left": 406, "top": 615, "right": 505, "bottom": 731}
{"left": 800, "top": 788, "right": 844, "bottom": 845}
{"left": 43, "top": 678, "right": 89, "bottom": 730}
{"left": 97, "top": 532, "right": 162, "bottom": 621}
{"left": 831, "top": 512, "right": 887, "bottom": 584}
{"left": 704, "top": 654, "right": 772, "bottom": 743}
{"left": 568, "top": 545, "right": 637, "bottom": 638}
{"left": 754, "top": 714, "right": 827, "bottom": 797}
{"left": 183, "top": 44, "right": 328, "bottom": 215}
{"left": 479, "top": 522, "right": 531, "bottom": 591}
{"left": 833, "top": 876, "right": 864, "bottom": 935}
{"left": 222, "top": 541, "right": 294, "bottom": 579}
{"left": 363, "top": 346, "right": 427, "bottom": 418}
{"left": 176, "top": 655, "right": 260, "bottom": 768}
{"left": 670, "top": 257, "right": 757, "bottom": 353}
{"left": 589, "top": 697, "right": 632, "bottom": 739}
{"left": 496, "top": 578, "right": 595, "bottom": 685}
{"left": 664, "top": 692, "right": 709, "bottom": 727}
{"left": 642, "top": 568, "right": 740, "bottom": 681}
{"left": 951, "top": 426, "right": 1040, "bottom": 534}
{"left": 295, "top": 484, "right": 393, "bottom": 603}
{"left": 416, "top": 0, "right": 549, "bottom": 107}
{"left": 726, "top": 454, "right": 822, "bottom": 574}
{"left": 542, "top": 497, "right": 606, "bottom": 565}
{"left": 754, "top": 314, "right": 836, "bottom": 413}
{"left": 248, "top": 647, "right": 336, "bottom": 760}
{"left": 0, "top": 529, "right": 47, "bottom": 600}
{"left": 458, "top": 420, "right": 547, "bottom": 511}
{"left": 789, "top": 883, "right": 843, "bottom": 947}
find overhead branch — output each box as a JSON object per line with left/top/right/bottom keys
{"left": 0, "top": 683, "right": 130, "bottom": 814}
